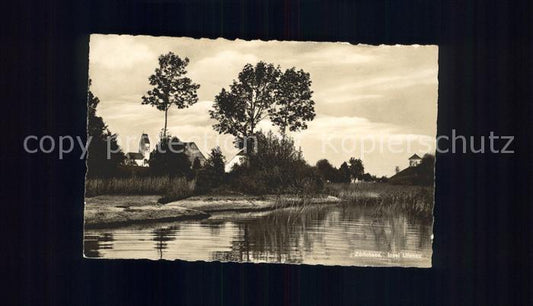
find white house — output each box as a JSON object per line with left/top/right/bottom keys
{"left": 225, "top": 150, "right": 246, "bottom": 172}
{"left": 408, "top": 153, "right": 422, "bottom": 167}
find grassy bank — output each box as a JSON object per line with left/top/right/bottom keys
{"left": 326, "top": 182, "right": 434, "bottom": 218}
{"left": 85, "top": 176, "right": 195, "bottom": 203}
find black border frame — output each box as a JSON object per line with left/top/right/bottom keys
{"left": 3, "top": 0, "right": 532, "bottom": 305}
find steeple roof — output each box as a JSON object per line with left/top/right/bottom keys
{"left": 408, "top": 154, "right": 422, "bottom": 160}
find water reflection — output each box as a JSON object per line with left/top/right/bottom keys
{"left": 84, "top": 203, "right": 433, "bottom": 267}
{"left": 83, "top": 233, "right": 114, "bottom": 258}
{"left": 152, "top": 226, "right": 178, "bottom": 259}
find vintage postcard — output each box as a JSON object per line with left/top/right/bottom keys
{"left": 84, "top": 35, "right": 437, "bottom": 267}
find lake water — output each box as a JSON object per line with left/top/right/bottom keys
{"left": 84, "top": 203, "right": 433, "bottom": 267}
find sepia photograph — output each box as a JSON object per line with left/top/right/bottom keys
{"left": 8, "top": 0, "right": 533, "bottom": 303}
{"left": 84, "top": 35, "right": 438, "bottom": 267}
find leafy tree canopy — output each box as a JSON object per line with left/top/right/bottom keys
{"left": 206, "top": 147, "right": 226, "bottom": 176}
{"left": 348, "top": 157, "right": 365, "bottom": 181}
{"left": 210, "top": 61, "right": 315, "bottom": 139}
{"left": 270, "top": 68, "right": 315, "bottom": 134}
{"left": 316, "top": 159, "right": 337, "bottom": 182}
{"left": 142, "top": 52, "right": 200, "bottom": 137}
{"left": 337, "top": 162, "right": 352, "bottom": 183}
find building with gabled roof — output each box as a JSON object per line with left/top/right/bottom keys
{"left": 408, "top": 154, "right": 422, "bottom": 167}
{"left": 125, "top": 133, "right": 151, "bottom": 167}
{"left": 182, "top": 141, "right": 207, "bottom": 166}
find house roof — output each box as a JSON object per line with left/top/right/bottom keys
{"left": 408, "top": 154, "right": 422, "bottom": 160}
{"left": 184, "top": 142, "right": 207, "bottom": 162}
{"left": 126, "top": 152, "right": 144, "bottom": 160}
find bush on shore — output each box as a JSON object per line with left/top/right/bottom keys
{"left": 194, "top": 147, "right": 226, "bottom": 194}
{"left": 227, "top": 131, "right": 324, "bottom": 195}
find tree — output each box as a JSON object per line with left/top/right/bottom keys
{"left": 196, "top": 147, "right": 226, "bottom": 192}
{"left": 86, "top": 80, "right": 125, "bottom": 178}
{"left": 361, "top": 173, "right": 374, "bottom": 182}
{"left": 210, "top": 62, "right": 279, "bottom": 138}
{"left": 207, "top": 147, "right": 226, "bottom": 177}
{"left": 149, "top": 136, "right": 191, "bottom": 178}
{"left": 209, "top": 61, "right": 315, "bottom": 140}
{"left": 348, "top": 157, "right": 364, "bottom": 181}
{"left": 379, "top": 176, "right": 389, "bottom": 183}
{"left": 418, "top": 154, "right": 435, "bottom": 186}
{"left": 142, "top": 52, "right": 200, "bottom": 138}
{"left": 338, "top": 162, "right": 351, "bottom": 183}
{"left": 269, "top": 68, "right": 315, "bottom": 135}
{"left": 316, "top": 159, "right": 337, "bottom": 182}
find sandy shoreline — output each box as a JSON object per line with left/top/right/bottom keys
{"left": 84, "top": 194, "right": 342, "bottom": 229}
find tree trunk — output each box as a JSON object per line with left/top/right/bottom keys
{"left": 280, "top": 126, "right": 286, "bottom": 139}
{"left": 163, "top": 108, "right": 168, "bottom": 138}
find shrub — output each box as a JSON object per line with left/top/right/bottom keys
{"left": 228, "top": 131, "right": 324, "bottom": 194}
{"left": 195, "top": 147, "right": 226, "bottom": 194}
{"left": 149, "top": 136, "right": 192, "bottom": 178}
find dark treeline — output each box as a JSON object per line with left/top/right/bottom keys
{"left": 315, "top": 158, "right": 387, "bottom": 183}
{"left": 86, "top": 80, "right": 125, "bottom": 179}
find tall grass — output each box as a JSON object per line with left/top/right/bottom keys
{"left": 85, "top": 176, "right": 195, "bottom": 203}
{"left": 326, "top": 182, "right": 434, "bottom": 218}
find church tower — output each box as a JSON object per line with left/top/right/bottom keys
{"left": 139, "top": 133, "right": 150, "bottom": 160}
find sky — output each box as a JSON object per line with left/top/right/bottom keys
{"left": 89, "top": 34, "right": 438, "bottom": 177}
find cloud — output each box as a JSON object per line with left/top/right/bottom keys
{"left": 188, "top": 50, "right": 259, "bottom": 98}
{"left": 90, "top": 35, "right": 157, "bottom": 71}
{"left": 295, "top": 44, "right": 375, "bottom": 66}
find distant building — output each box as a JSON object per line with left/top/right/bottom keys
{"left": 125, "top": 133, "right": 207, "bottom": 168}
{"left": 139, "top": 133, "right": 150, "bottom": 159}
{"left": 389, "top": 153, "right": 432, "bottom": 185}
{"left": 125, "top": 133, "right": 151, "bottom": 167}
{"left": 182, "top": 141, "right": 207, "bottom": 166}
{"left": 125, "top": 152, "right": 147, "bottom": 167}
{"left": 408, "top": 154, "right": 422, "bottom": 167}
{"left": 225, "top": 149, "right": 246, "bottom": 172}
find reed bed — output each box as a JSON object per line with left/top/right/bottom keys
{"left": 326, "top": 182, "right": 434, "bottom": 218}
{"left": 85, "top": 176, "right": 195, "bottom": 203}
